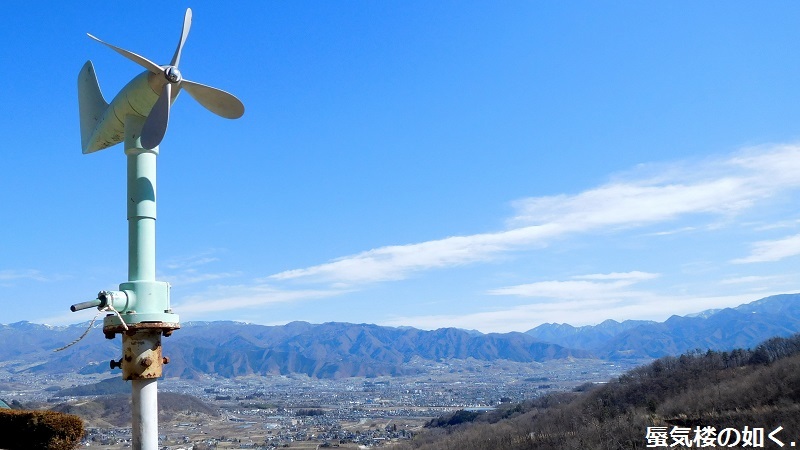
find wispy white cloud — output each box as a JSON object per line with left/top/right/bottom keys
{"left": 719, "top": 275, "right": 784, "bottom": 285}
{"left": 487, "top": 271, "right": 658, "bottom": 299}
{"left": 269, "top": 145, "right": 800, "bottom": 288}
{"left": 163, "top": 251, "right": 222, "bottom": 270}
{"left": 35, "top": 311, "right": 101, "bottom": 327}
{"left": 574, "top": 271, "right": 659, "bottom": 281}
{"left": 168, "top": 145, "right": 800, "bottom": 325}
{"left": 269, "top": 226, "right": 558, "bottom": 286}
{"left": 751, "top": 219, "right": 800, "bottom": 232}
{"left": 0, "top": 269, "right": 53, "bottom": 283}
{"left": 732, "top": 233, "right": 800, "bottom": 264}
{"left": 164, "top": 270, "right": 243, "bottom": 286}
{"left": 382, "top": 292, "right": 782, "bottom": 332}
{"left": 173, "top": 284, "right": 348, "bottom": 316}
{"left": 645, "top": 226, "right": 698, "bottom": 237}
{"left": 164, "top": 257, "right": 219, "bottom": 271}
{"left": 507, "top": 178, "right": 754, "bottom": 229}
{"left": 160, "top": 250, "right": 240, "bottom": 286}
{"left": 728, "top": 144, "right": 800, "bottom": 187}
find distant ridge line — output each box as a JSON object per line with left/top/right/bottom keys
{"left": 5, "top": 293, "right": 799, "bottom": 379}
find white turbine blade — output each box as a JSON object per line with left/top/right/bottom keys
{"left": 170, "top": 8, "right": 193, "bottom": 67}
{"left": 182, "top": 79, "right": 245, "bottom": 119}
{"left": 141, "top": 83, "right": 172, "bottom": 149}
{"left": 87, "top": 33, "right": 163, "bottom": 75}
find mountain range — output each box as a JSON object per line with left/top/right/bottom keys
{"left": 526, "top": 293, "right": 800, "bottom": 358}
{"left": 2, "top": 293, "right": 798, "bottom": 379}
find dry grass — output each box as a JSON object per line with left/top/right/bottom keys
{"left": 0, "top": 409, "right": 84, "bottom": 450}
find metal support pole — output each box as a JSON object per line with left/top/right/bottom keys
{"left": 132, "top": 378, "right": 158, "bottom": 450}
{"left": 125, "top": 115, "right": 158, "bottom": 282}
{"left": 124, "top": 115, "right": 160, "bottom": 450}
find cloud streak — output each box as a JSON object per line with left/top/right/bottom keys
{"left": 732, "top": 233, "right": 800, "bottom": 264}
{"left": 173, "top": 284, "right": 348, "bottom": 315}
{"left": 269, "top": 225, "right": 559, "bottom": 286}
{"left": 488, "top": 271, "right": 659, "bottom": 299}
{"left": 172, "top": 145, "right": 800, "bottom": 322}
{"left": 270, "top": 145, "right": 800, "bottom": 288}
{"left": 0, "top": 269, "right": 54, "bottom": 283}
{"left": 160, "top": 250, "right": 241, "bottom": 286}
{"left": 382, "top": 292, "right": 782, "bottom": 332}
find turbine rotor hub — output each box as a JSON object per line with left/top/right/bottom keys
{"left": 164, "top": 66, "right": 182, "bottom": 84}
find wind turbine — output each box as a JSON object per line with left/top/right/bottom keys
{"left": 70, "top": 8, "right": 244, "bottom": 450}
{"left": 78, "top": 8, "right": 243, "bottom": 152}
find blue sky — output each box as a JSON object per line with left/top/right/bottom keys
{"left": 2, "top": 1, "right": 800, "bottom": 332}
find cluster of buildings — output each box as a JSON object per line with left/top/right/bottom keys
{"left": 0, "top": 357, "right": 636, "bottom": 449}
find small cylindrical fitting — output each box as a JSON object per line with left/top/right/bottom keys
{"left": 70, "top": 299, "right": 102, "bottom": 312}
{"left": 98, "top": 290, "right": 130, "bottom": 311}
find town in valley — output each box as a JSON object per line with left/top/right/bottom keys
{"left": 0, "top": 357, "right": 640, "bottom": 449}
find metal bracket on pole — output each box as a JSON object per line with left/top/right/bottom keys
{"left": 121, "top": 330, "right": 166, "bottom": 380}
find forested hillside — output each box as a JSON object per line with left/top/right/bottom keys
{"left": 400, "top": 334, "right": 800, "bottom": 450}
